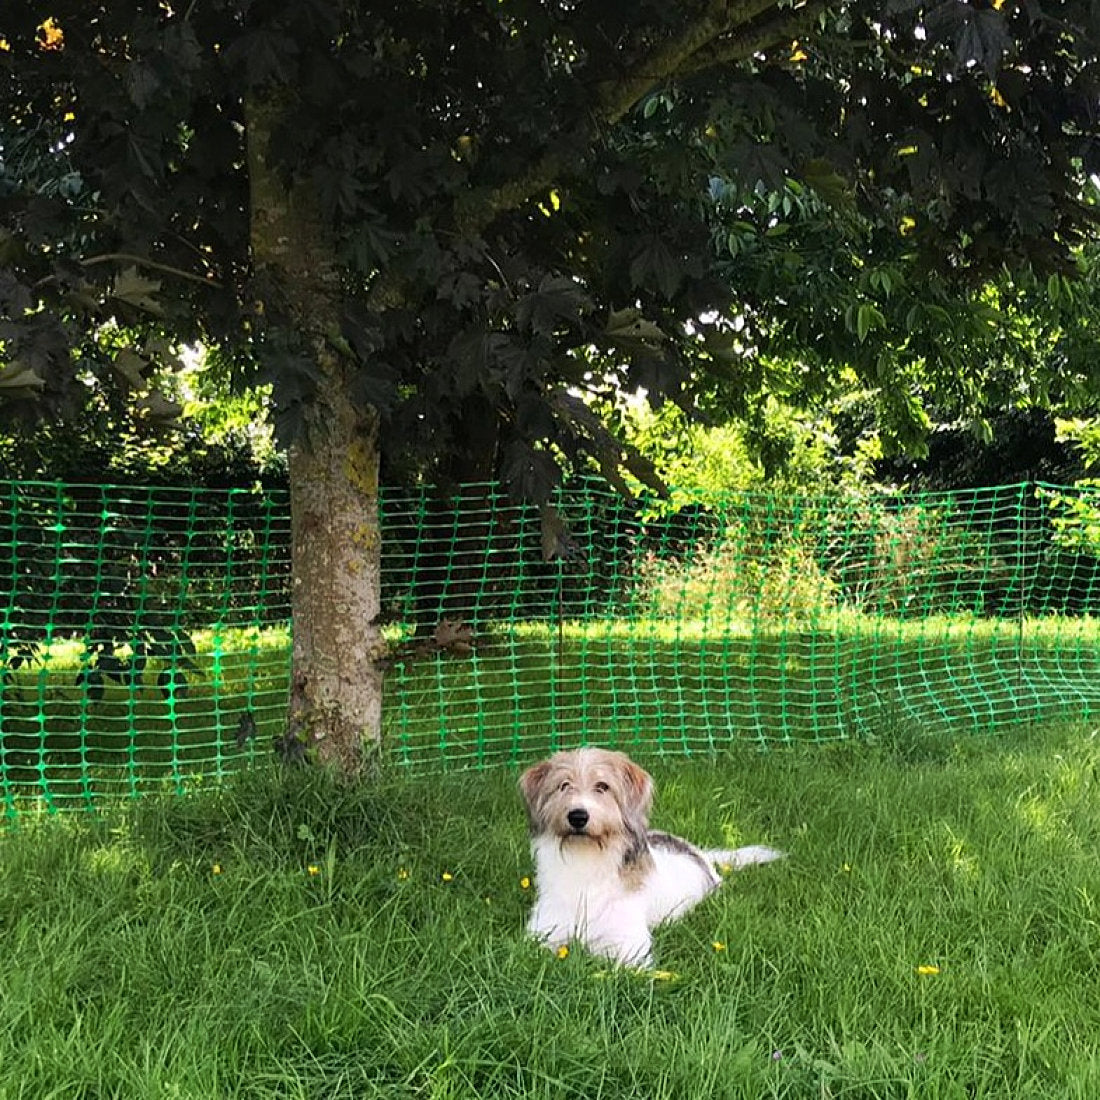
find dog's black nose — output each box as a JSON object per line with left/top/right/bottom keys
{"left": 566, "top": 808, "right": 589, "bottom": 831}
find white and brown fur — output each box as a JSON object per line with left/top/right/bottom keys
{"left": 520, "top": 747, "right": 784, "bottom": 967}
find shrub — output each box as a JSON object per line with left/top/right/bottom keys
{"left": 635, "top": 520, "right": 837, "bottom": 624}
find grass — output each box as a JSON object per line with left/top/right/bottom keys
{"left": 4, "top": 719, "right": 1100, "bottom": 1097}
{"left": 5, "top": 612, "right": 1100, "bottom": 811}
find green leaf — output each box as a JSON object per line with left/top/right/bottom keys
{"left": 855, "top": 303, "right": 885, "bottom": 343}
{"left": 125, "top": 61, "right": 161, "bottom": 109}
{"left": 110, "top": 267, "right": 164, "bottom": 315}
{"left": 136, "top": 391, "right": 185, "bottom": 423}
{"left": 0, "top": 363, "right": 46, "bottom": 398}
{"left": 629, "top": 237, "right": 682, "bottom": 300}
{"left": 605, "top": 308, "right": 666, "bottom": 345}
{"left": 446, "top": 331, "right": 511, "bottom": 395}
{"left": 111, "top": 349, "right": 149, "bottom": 390}
{"left": 802, "top": 158, "right": 854, "bottom": 210}
{"left": 515, "top": 275, "right": 592, "bottom": 335}
{"left": 726, "top": 140, "right": 789, "bottom": 193}
{"left": 539, "top": 505, "right": 577, "bottom": 562}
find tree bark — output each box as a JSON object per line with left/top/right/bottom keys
{"left": 245, "top": 93, "right": 383, "bottom": 775}
{"left": 284, "top": 383, "right": 383, "bottom": 775}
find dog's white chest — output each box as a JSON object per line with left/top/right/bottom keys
{"left": 526, "top": 837, "right": 657, "bottom": 964}
{"left": 529, "top": 839, "right": 635, "bottom": 933}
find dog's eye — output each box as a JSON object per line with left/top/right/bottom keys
{"left": 594, "top": 782, "right": 609, "bottom": 794}
{"left": 559, "top": 780, "right": 571, "bottom": 792}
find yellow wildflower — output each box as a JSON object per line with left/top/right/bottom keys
{"left": 916, "top": 965, "right": 941, "bottom": 976}
{"left": 441, "top": 870, "right": 454, "bottom": 882}
{"left": 556, "top": 945, "right": 570, "bottom": 959}
{"left": 397, "top": 868, "right": 410, "bottom": 880}
{"left": 520, "top": 876, "right": 531, "bottom": 890}
{"left": 211, "top": 863, "right": 222, "bottom": 875}
{"left": 712, "top": 941, "right": 727, "bottom": 952}
{"left": 307, "top": 865, "right": 320, "bottom": 876}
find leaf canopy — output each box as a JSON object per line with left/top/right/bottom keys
{"left": 4, "top": 1, "right": 1100, "bottom": 496}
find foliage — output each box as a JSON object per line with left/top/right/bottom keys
{"left": 637, "top": 523, "right": 838, "bottom": 623}
{"left": 0, "top": 345, "right": 283, "bottom": 697}
{"left": 6, "top": 2, "right": 1100, "bottom": 493}
{"left": 0, "top": 480, "right": 289, "bottom": 711}
{"left": 0, "top": 334, "right": 281, "bottom": 488}
{"left": 1037, "top": 419, "right": 1100, "bottom": 561}
{"left": 1040, "top": 480, "right": 1100, "bottom": 559}
{"left": 634, "top": 489, "right": 1002, "bottom": 624}
{"left": 1056, "top": 414, "right": 1100, "bottom": 474}
{"left": 0, "top": 409, "right": 279, "bottom": 488}
{"left": 875, "top": 407, "right": 1086, "bottom": 492}
{"left": 9, "top": 0, "right": 1100, "bottom": 760}
{"left": 827, "top": 498, "right": 992, "bottom": 616}
{"left": 698, "top": 178, "right": 1100, "bottom": 455}
{"left": 613, "top": 385, "right": 883, "bottom": 508}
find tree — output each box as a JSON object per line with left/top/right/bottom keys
{"left": 4, "top": 0, "right": 1100, "bottom": 772}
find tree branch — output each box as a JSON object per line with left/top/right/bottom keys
{"left": 453, "top": 1, "right": 787, "bottom": 239}
{"left": 34, "top": 250, "right": 223, "bottom": 291}
{"left": 678, "top": 0, "right": 832, "bottom": 75}
{"left": 81, "top": 251, "right": 223, "bottom": 289}
{"left": 592, "top": 0, "right": 779, "bottom": 125}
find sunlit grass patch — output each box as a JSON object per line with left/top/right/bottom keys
{"left": 7, "top": 611, "right": 1100, "bottom": 810}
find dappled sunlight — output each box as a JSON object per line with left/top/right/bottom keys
{"left": 1015, "top": 793, "right": 1063, "bottom": 845}
{"left": 936, "top": 825, "right": 981, "bottom": 884}
{"left": 84, "top": 842, "right": 149, "bottom": 879}
{"left": 4, "top": 722, "right": 1100, "bottom": 1097}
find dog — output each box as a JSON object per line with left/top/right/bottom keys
{"left": 519, "top": 746, "right": 784, "bottom": 967}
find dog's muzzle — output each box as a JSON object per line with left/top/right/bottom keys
{"left": 566, "top": 808, "right": 590, "bottom": 833}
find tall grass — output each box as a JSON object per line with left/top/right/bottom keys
{"left": 3, "top": 719, "right": 1100, "bottom": 1097}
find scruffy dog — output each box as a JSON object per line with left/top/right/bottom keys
{"left": 520, "top": 746, "right": 784, "bottom": 967}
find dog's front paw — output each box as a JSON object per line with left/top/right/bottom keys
{"left": 590, "top": 932, "right": 653, "bottom": 969}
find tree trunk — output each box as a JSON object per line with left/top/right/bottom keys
{"left": 285, "top": 385, "right": 383, "bottom": 775}
{"left": 245, "top": 94, "right": 383, "bottom": 775}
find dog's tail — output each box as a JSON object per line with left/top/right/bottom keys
{"left": 705, "top": 845, "right": 786, "bottom": 871}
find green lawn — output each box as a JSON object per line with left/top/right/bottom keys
{"left": 3, "top": 720, "right": 1100, "bottom": 1097}
{"left": 5, "top": 613, "right": 1100, "bottom": 813}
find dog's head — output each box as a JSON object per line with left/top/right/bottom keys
{"left": 519, "top": 747, "right": 653, "bottom": 848}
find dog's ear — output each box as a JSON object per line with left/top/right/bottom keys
{"left": 519, "top": 760, "right": 552, "bottom": 809}
{"left": 619, "top": 757, "right": 654, "bottom": 821}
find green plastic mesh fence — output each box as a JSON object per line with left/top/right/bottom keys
{"left": 3, "top": 477, "right": 1100, "bottom": 814}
